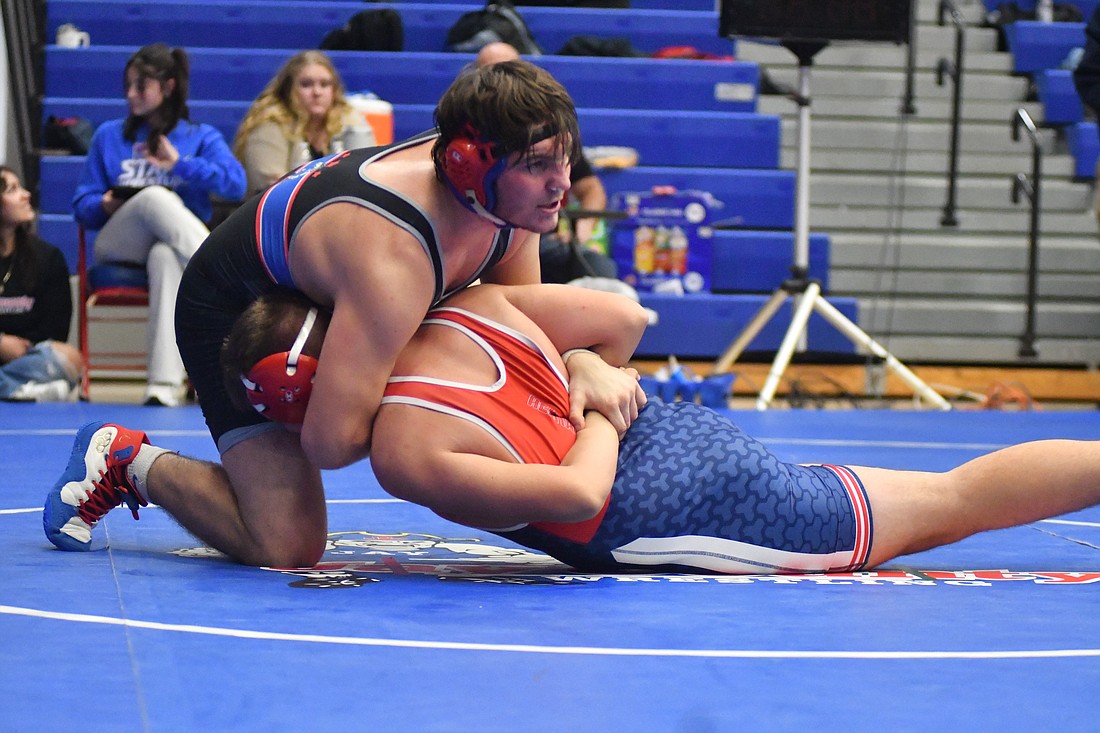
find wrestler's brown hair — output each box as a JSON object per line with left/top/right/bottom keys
{"left": 220, "top": 291, "right": 330, "bottom": 414}
{"left": 431, "top": 59, "right": 582, "bottom": 179}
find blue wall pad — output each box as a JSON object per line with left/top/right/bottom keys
{"left": 1005, "top": 21, "right": 1086, "bottom": 74}
{"left": 45, "top": 48, "right": 760, "bottom": 114}
{"left": 711, "top": 231, "right": 830, "bottom": 293}
{"left": 636, "top": 292, "right": 859, "bottom": 358}
{"left": 46, "top": 1, "right": 734, "bottom": 56}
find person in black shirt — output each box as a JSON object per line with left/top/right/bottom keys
{"left": 0, "top": 166, "right": 82, "bottom": 401}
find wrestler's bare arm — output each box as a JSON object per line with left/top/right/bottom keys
{"left": 502, "top": 283, "right": 650, "bottom": 364}
{"left": 295, "top": 213, "right": 437, "bottom": 469}
{"left": 372, "top": 411, "right": 620, "bottom": 529}
{"left": 502, "top": 284, "right": 651, "bottom": 431}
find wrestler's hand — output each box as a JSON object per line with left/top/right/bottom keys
{"left": 565, "top": 350, "right": 647, "bottom": 434}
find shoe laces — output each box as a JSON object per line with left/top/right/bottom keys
{"left": 77, "top": 465, "right": 146, "bottom": 525}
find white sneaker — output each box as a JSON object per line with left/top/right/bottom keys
{"left": 8, "top": 379, "right": 76, "bottom": 402}
{"left": 143, "top": 383, "right": 186, "bottom": 407}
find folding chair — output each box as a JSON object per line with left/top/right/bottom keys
{"left": 77, "top": 224, "right": 149, "bottom": 400}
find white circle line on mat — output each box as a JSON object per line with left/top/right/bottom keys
{"left": 2, "top": 603, "right": 1099, "bottom": 660}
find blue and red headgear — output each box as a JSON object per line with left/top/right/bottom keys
{"left": 442, "top": 124, "right": 509, "bottom": 226}
{"left": 441, "top": 122, "right": 560, "bottom": 228}
{"left": 240, "top": 307, "right": 319, "bottom": 425}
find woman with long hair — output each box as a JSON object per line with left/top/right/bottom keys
{"left": 233, "top": 50, "right": 375, "bottom": 195}
{"left": 0, "top": 166, "right": 83, "bottom": 401}
{"left": 71, "top": 43, "right": 246, "bottom": 406}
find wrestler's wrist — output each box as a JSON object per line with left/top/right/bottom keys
{"left": 562, "top": 348, "right": 596, "bottom": 366}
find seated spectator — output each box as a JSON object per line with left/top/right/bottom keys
{"left": 233, "top": 50, "right": 376, "bottom": 195}
{"left": 72, "top": 43, "right": 247, "bottom": 407}
{"left": 0, "top": 166, "right": 82, "bottom": 402}
{"left": 475, "top": 42, "right": 616, "bottom": 283}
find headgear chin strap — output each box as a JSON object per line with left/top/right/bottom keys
{"left": 441, "top": 122, "right": 560, "bottom": 229}
{"left": 240, "top": 307, "right": 320, "bottom": 425}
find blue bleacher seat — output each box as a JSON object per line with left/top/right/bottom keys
{"left": 45, "top": 48, "right": 759, "bottom": 114}
{"left": 40, "top": 0, "right": 845, "bottom": 346}
{"left": 1004, "top": 20, "right": 1086, "bottom": 73}
{"left": 635, "top": 292, "right": 858, "bottom": 359}
{"left": 404, "top": 0, "right": 717, "bottom": 9}
{"left": 37, "top": 213, "right": 81, "bottom": 274}
{"left": 983, "top": 0, "right": 1100, "bottom": 20}
{"left": 1066, "top": 120, "right": 1099, "bottom": 177}
{"left": 41, "top": 158, "right": 796, "bottom": 236}
{"left": 601, "top": 167, "right": 795, "bottom": 230}
{"left": 41, "top": 98, "right": 779, "bottom": 170}
{"left": 46, "top": 1, "right": 733, "bottom": 56}
{"left": 711, "top": 231, "right": 830, "bottom": 293}
{"left": 1035, "top": 68, "right": 1085, "bottom": 123}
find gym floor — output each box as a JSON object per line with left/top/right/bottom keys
{"left": 2, "top": 401, "right": 1098, "bottom": 732}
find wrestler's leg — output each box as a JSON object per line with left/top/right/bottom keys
{"left": 858, "top": 439, "right": 1100, "bottom": 567}
{"left": 144, "top": 428, "right": 327, "bottom": 568}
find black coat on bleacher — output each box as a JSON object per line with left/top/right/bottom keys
{"left": 1073, "top": 5, "right": 1100, "bottom": 116}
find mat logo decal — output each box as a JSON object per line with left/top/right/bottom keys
{"left": 264, "top": 532, "right": 572, "bottom": 588}
{"left": 215, "top": 531, "right": 1100, "bottom": 589}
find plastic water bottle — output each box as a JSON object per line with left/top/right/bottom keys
{"left": 1036, "top": 0, "right": 1054, "bottom": 22}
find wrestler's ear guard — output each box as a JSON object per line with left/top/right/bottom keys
{"left": 442, "top": 124, "right": 507, "bottom": 221}
{"left": 240, "top": 307, "right": 319, "bottom": 425}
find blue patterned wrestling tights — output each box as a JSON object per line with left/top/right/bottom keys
{"left": 501, "top": 400, "right": 873, "bottom": 574}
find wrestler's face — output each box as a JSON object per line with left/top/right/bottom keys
{"left": 493, "top": 135, "right": 572, "bottom": 233}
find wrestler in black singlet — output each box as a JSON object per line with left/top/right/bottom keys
{"left": 175, "top": 132, "right": 515, "bottom": 447}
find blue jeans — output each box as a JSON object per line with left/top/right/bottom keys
{"left": 0, "top": 341, "right": 77, "bottom": 398}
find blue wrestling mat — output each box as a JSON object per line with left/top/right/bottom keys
{"left": 2, "top": 402, "right": 1099, "bottom": 732}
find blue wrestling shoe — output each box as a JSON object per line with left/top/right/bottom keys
{"left": 44, "top": 422, "right": 150, "bottom": 551}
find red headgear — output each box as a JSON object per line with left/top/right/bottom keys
{"left": 240, "top": 307, "right": 320, "bottom": 425}
{"left": 442, "top": 124, "right": 508, "bottom": 226}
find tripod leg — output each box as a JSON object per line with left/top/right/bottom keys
{"left": 713, "top": 288, "right": 790, "bottom": 374}
{"left": 756, "top": 282, "right": 821, "bottom": 410}
{"left": 811, "top": 296, "right": 951, "bottom": 410}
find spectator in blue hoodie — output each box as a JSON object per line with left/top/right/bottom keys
{"left": 72, "top": 43, "right": 246, "bottom": 406}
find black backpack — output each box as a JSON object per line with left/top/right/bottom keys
{"left": 445, "top": 1, "right": 542, "bottom": 55}
{"left": 320, "top": 8, "right": 404, "bottom": 51}
{"left": 43, "top": 115, "right": 95, "bottom": 155}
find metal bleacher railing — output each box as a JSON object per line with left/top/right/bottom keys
{"left": 2, "top": 0, "right": 45, "bottom": 201}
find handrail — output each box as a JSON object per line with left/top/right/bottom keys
{"left": 2, "top": 0, "right": 45, "bottom": 202}
{"left": 1010, "top": 108, "right": 1042, "bottom": 359}
{"left": 901, "top": 0, "right": 918, "bottom": 115}
{"left": 935, "top": 0, "right": 967, "bottom": 227}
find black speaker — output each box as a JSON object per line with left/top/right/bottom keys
{"left": 719, "top": 0, "right": 912, "bottom": 45}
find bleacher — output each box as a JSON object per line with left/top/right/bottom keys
{"left": 47, "top": 1, "right": 736, "bottom": 56}
{"left": 40, "top": 0, "right": 860, "bottom": 360}
{"left": 997, "top": 14, "right": 1098, "bottom": 180}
